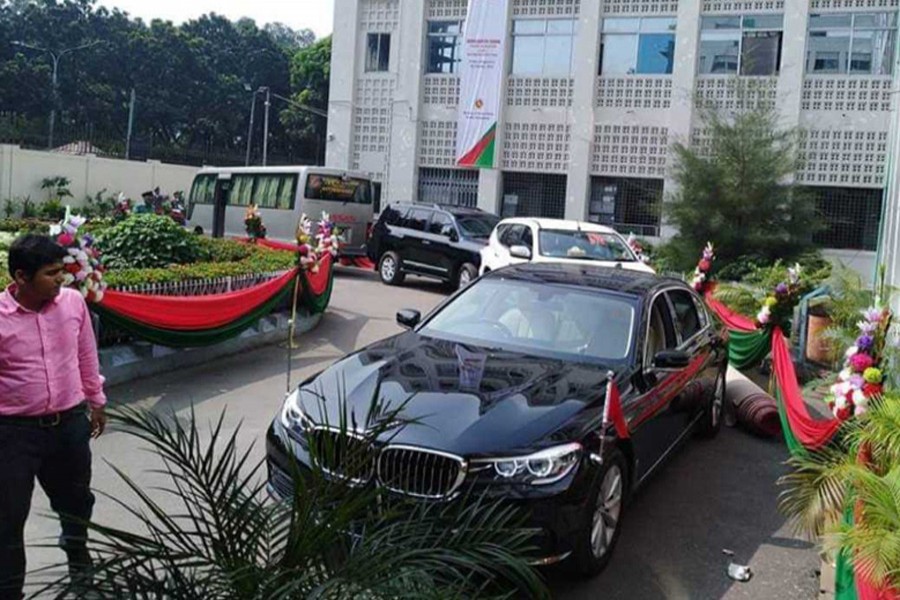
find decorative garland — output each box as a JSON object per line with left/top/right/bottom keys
{"left": 691, "top": 242, "right": 715, "bottom": 295}
{"left": 825, "top": 305, "right": 891, "bottom": 421}
{"left": 50, "top": 208, "right": 107, "bottom": 303}
{"left": 296, "top": 212, "right": 340, "bottom": 273}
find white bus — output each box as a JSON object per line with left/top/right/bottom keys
{"left": 186, "top": 166, "right": 378, "bottom": 257}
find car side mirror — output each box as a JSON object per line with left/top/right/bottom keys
{"left": 653, "top": 350, "right": 691, "bottom": 370}
{"left": 510, "top": 245, "right": 532, "bottom": 260}
{"left": 396, "top": 309, "right": 421, "bottom": 330}
{"left": 449, "top": 229, "right": 459, "bottom": 242}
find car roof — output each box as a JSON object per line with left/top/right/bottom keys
{"left": 487, "top": 262, "right": 688, "bottom": 297}
{"left": 496, "top": 217, "right": 619, "bottom": 234}
{"left": 389, "top": 202, "right": 492, "bottom": 216}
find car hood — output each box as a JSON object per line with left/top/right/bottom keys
{"left": 295, "top": 332, "right": 611, "bottom": 456}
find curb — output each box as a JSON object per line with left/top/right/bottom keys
{"left": 820, "top": 558, "right": 835, "bottom": 598}
{"left": 99, "top": 310, "right": 322, "bottom": 387}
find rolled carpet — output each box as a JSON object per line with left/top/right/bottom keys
{"left": 724, "top": 366, "right": 782, "bottom": 438}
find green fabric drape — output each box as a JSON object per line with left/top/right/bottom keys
{"left": 300, "top": 268, "right": 334, "bottom": 315}
{"left": 728, "top": 329, "right": 772, "bottom": 370}
{"left": 774, "top": 386, "right": 808, "bottom": 458}
{"left": 835, "top": 507, "right": 859, "bottom": 600}
{"left": 94, "top": 285, "right": 292, "bottom": 348}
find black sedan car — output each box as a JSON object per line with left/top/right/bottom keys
{"left": 267, "top": 264, "right": 728, "bottom": 576}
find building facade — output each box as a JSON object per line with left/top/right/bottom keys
{"left": 326, "top": 0, "right": 900, "bottom": 278}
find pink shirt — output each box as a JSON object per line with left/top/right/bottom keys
{"left": 0, "top": 285, "right": 107, "bottom": 417}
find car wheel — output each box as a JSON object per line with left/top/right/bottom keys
{"left": 571, "top": 448, "right": 627, "bottom": 577}
{"left": 697, "top": 367, "right": 726, "bottom": 439}
{"left": 455, "top": 263, "right": 478, "bottom": 290}
{"left": 378, "top": 252, "right": 405, "bottom": 286}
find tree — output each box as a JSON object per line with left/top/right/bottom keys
{"left": 264, "top": 22, "right": 315, "bottom": 51}
{"left": 282, "top": 35, "right": 331, "bottom": 164}
{"left": 661, "top": 99, "right": 819, "bottom": 273}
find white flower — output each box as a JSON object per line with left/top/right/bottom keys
{"left": 854, "top": 403, "right": 868, "bottom": 417}
{"left": 834, "top": 394, "right": 848, "bottom": 410}
{"left": 845, "top": 346, "right": 859, "bottom": 358}
{"left": 830, "top": 383, "right": 843, "bottom": 397}
{"left": 49, "top": 224, "right": 62, "bottom": 236}
{"left": 757, "top": 310, "right": 770, "bottom": 324}
{"left": 840, "top": 368, "right": 853, "bottom": 380}
{"left": 852, "top": 389, "right": 867, "bottom": 404}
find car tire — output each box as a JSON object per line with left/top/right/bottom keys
{"left": 378, "top": 252, "right": 405, "bottom": 286}
{"left": 455, "top": 263, "right": 478, "bottom": 290}
{"left": 570, "top": 447, "right": 627, "bottom": 578}
{"left": 697, "top": 367, "right": 726, "bottom": 439}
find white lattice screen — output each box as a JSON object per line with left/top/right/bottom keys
{"left": 351, "top": 77, "right": 396, "bottom": 179}
{"left": 690, "top": 128, "right": 713, "bottom": 158}
{"left": 596, "top": 77, "right": 673, "bottom": 110}
{"left": 695, "top": 77, "right": 778, "bottom": 112}
{"left": 798, "top": 129, "right": 888, "bottom": 187}
{"left": 419, "top": 121, "right": 458, "bottom": 167}
{"left": 507, "top": 77, "right": 574, "bottom": 108}
{"left": 602, "top": 0, "right": 679, "bottom": 14}
{"left": 423, "top": 75, "right": 460, "bottom": 107}
{"left": 809, "top": 0, "right": 898, "bottom": 9}
{"left": 802, "top": 78, "right": 893, "bottom": 112}
{"left": 359, "top": 0, "right": 400, "bottom": 32}
{"left": 513, "top": 0, "right": 580, "bottom": 16}
{"left": 503, "top": 122, "right": 571, "bottom": 172}
{"left": 702, "top": 0, "right": 784, "bottom": 10}
{"left": 592, "top": 124, "right": 669, "bottom": 177}
{"left": 426, "top": 0, "right": 468, "bottom": 19}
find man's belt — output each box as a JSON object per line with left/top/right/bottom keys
{"left": 0, "top": 402, "right": 88, "bottom": 428}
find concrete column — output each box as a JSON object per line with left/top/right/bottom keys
{"left": 325, "top": 0, "right": 360, "bottom": 169}
{"left": 660, "top": 0, "right": 702, "bottom": 239}
{"left": 564, "top": 0, "right": 602, "bottom": 221}
{"left": 478, "top": 169, "right": 502, "bottom": 213}
{"left": 387, "top": 1, "right": 426, "bottom": 202}
{"left": 776, "top": 1, "right": 810, "bottom": 131}
{"left": 879, "top": 19, "right": 900, "bottom": 307}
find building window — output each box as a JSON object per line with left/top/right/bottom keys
{"left": 807, "top": 12, "right": 896, "bottom": 76}
{"left": 699, "top": 14, "right": 784, "bottom": 76}
{"left": 427, "top": 21, "right": 463, "bottom": 74}
{"left": 366, "top": 33, "right": 391, "bottom": 72}
{"left": 418, "top": 168, "right": 479, "bottom": 208}
{"left": 589, "top": 177, "right": 663, "bottom": 238}
{"left": 501, "top": 172, "right": 567, "bottom": 219}
{"left": 599, "top": 18, "right": 677, "bottom": 75}
{"left": 511, "top": 19, "right": 577, "bottom": 76}
{"left": 809, "top": 187, "right": 883, "bottom": 251}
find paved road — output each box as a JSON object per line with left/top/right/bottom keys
{"left": 26, "top": 267, "right": 820, "bottom": 599}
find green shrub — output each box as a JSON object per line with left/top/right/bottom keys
{"left": 96, "top": 214, "right": 202, "bottom": 269}
{"left": 104, "top": 244, "right": 296, "bottom": 288}
{"left": 21, "top": 199, "right": 37, "bottom": 219}
{"left": 196, "top": 236, "right": 254, "bottom": 263}
{"left": 0, "top": 218, "right": 49, "bottom": 235}
{"left": 2, "top": 198, "right": 19, "bottom": 219}
{"left": 38, "top": 198, "right": 66, "bottom": 221}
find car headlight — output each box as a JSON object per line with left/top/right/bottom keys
{"left": 470, "top": 443, "right": 582, "bottom": 486}
{"left": 280, "top": 389, "right": 312, "bottom": 433}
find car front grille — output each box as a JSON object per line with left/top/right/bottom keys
{"left": 308, "top": 427, "right": 377, "bottom": 486}
{"left": 377, "top": 446, "right": 467, "bottom": 500}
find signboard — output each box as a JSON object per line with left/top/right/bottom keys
{"left": 455, "top": 0, "right": 509, "bottom": 168}
{"left": 305, "top": 174, "right": 371, "bottom": 204}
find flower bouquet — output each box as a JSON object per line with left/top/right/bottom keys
{"left": 295, "top": 212, "right": 340, "bottom": 273}
{"left": 626, "top": 234, "right": 650, "bottom": 265}
{"left": 691, "top": 243, "right": 715, "bottom": 295}
{"left": 244, "top": 204, "right": 267, "bottom": 241}
{"left": 825, "top": 305, "right": 892, "bottom": 421}
{"left": 49, "top": 208, "right": 107, "bottom": 303}
{"left": 755, "top": 264, "right": 803, "bottom": 330}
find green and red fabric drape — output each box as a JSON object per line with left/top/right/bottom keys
{"left": 705, "top": 295, "right": 898, "bottom": 600}
{"left": 92, "top": 254, "right": 334, "bottom": 348}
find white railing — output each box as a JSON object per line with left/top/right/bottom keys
{"left": 111, "top": 270, "right": 290, "bottom": 296}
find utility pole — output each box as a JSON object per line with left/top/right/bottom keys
{"left": 262, "top": 87, "right": 271, "bottom": 166}
{"left": 11, "top": 40, "right": 102, "bottom": 149}
{"left": 245, "top": 90, "right": 258, "bottom": 166}
{"left": 125, "top": 87, "right": 136, "bottom": 160}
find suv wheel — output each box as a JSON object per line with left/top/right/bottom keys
{"left": 455, "top": 263, "right": 477, "bottom": 290}
{"left": 378, "top": 252, "right": 405, "bottom": 286}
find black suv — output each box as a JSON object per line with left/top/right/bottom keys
{"left": 366, "top": 203, "right": 500, "bottom": 289}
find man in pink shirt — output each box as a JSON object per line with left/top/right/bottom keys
{"left": 0, "top": 234, "right": 107, "bottom": 600}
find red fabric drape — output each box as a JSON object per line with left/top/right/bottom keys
{"left": 251, "top": 238, "right": 303, "bottom": 253}
{"left": 771, "top": 328, "right": 841, "bottom": 450}
{"left": 304, "top": 253, "right": 333, "bottom": 296}
{"left": 99, "top": 269, "right": 299, "bottom": 331}
{"left": 340, "top": 256, "right": 376, "bottom": 270}
{"left": 705, "top": 293, "right": 759, "bottom": 333}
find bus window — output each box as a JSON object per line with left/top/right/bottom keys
{"left": 255, "top": 174, "right": 297, "bottom": 210}
{"left": 189, "top": 175, "right": 216, "bottom": 205}
{"left": 229, "top": 175, "right": 255, "bottom": 206}
{"left": 305, "top": 174, "right": 373, "bottom": 204}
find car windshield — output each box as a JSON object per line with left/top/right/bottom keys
{"left": 420, "top": 278, "right": 635, "bottom": 363}
{"left": 538, "top": 230, "right": 636, "bottom": 262}
{"left": 456, "top": 214, "right": 500, "bottom": 238}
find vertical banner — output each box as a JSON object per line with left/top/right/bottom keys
{"left": 456, "top": 0, "right": 509, "bottom": 168}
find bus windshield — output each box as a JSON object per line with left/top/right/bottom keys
{"left": 305, "top": 174, "right": 372, "bottom": 204}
